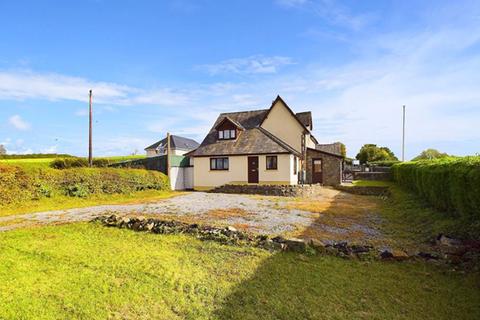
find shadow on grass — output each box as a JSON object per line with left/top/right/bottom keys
{"left": 213, "top": 191, "right": 480, "bottom": 320}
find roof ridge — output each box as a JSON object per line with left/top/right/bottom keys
{"left": 219, "top": 108, "right": 268, "bottom": 115}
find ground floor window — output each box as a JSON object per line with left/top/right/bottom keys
{"left": 266, "top": 155, "right": 278, "bottom": 170}
{"left": 293, "top": 156, "right": 297, "bottom": 174}
{"left": 210, "top": 157, "right": 229, "bottom": 170}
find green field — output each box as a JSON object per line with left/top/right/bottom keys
{"left": 0, "top": 223, "right": 478, "bottom": 320}
{"left": 0, "top": 155, "right": 146, "bottom": 168}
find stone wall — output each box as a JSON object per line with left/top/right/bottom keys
{"left": 353, "top": 171, "right": 391, "bottom": 181}
{"left": 305, "top": 149, "right": 342, "bottom": 186}
{"left": 210, "top": 183, "right": 324, "bottom": 197}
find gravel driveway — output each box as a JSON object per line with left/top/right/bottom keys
{"left": 0, "top": 190, "right": 383, "bottom": 244}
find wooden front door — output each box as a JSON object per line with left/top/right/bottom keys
{"left": 312, "top": 158, "right": 323, "bottom": 184}
{"left": 248, "top": 156, "right": 259, "bottom": 183}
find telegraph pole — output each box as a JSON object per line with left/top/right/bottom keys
{"left": 88, "top": 90, "right": 93, "bottom": 167}
{"left": 402, "top": 105, "right": 406, "bottom": 162}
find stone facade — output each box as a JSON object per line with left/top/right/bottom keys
{"left": 353, "top": 171, "right": 391, "bottom": 181}
{"left": 210, "top": 183, "right": 324, "bottom": 197}
{"left": 305, "top": 149, "right": 343, "bottom": 186}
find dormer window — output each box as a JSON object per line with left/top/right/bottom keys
{"left": 218, "top": 129, "right": 236, "bottom": 140}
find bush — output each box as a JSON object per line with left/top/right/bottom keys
{"left": 392, "top": 157, "right": 480, "bottom": 219}
{"left": 369, "top": 160, "right": 401, "bottom": 167}
{"left": 0, "top": 164, "right": 170, "bottom": 205}
{"left": 51, "top": 158, "right": 89, "bottom": 169}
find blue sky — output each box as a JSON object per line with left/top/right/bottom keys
{"left": 0, "top": 0, "right": 479, "bottom": 159}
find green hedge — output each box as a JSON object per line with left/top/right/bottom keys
{"left": 0, "top": 153, "right": 73, "bottom": 159}
{"left": 0, "top": 164, "right": 170, "bottom": 205}
{"left": 391, "top": 157, "right": 480, "bottom": 218}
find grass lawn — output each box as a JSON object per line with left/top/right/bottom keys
{"left": 352, "top": 180, "right": 391, "bottom": 187}
{"left": 0, "top": 223, "right": 479, "bottom": 320}
{"left": 0, "top": 190, "right": 182, "bottom": 218}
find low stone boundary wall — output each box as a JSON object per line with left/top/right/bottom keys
{"left": 210, "top": 184, "right": 324, "bottom": 197}
{"left": 92, "top": 215, "right": 473, "bottom": 265}
{"left": 335, "top": 185, "right": 390, "bottom": 197}
{"left": 353, "top": 171, "right": 391, "bottom": 181}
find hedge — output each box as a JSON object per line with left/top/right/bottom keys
{"left": 0, "top": 164, "right": 170, "bottom": 205}
{"left": 391, "top": 157, "right": 480, "bottom": 219}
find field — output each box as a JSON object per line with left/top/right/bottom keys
{"left": 1, "top": 223, "right": 479, "bottom": 320}
{"left": 0, "top": 155, "right": 146, "bottom": 169}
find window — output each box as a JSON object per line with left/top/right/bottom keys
{"left": 313, "top": 159, "right": 322, "bottom": 173}
{"left": 217, "top": 129, "right": 236, "bottom": 140}
{"left": 266, "top": 156, "right": 278, "bottom": 170}
{"left": 293, "top": 156, "right": 297, "bottom": 174}
{"left": 210, "top": 157, "right": 229, "bottom": 170}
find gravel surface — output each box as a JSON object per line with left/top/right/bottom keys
{"left": 0, "top": 191, "right": 383, "bottom": 244}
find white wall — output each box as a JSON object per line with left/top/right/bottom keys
{"left": 193, "top": 154, "right": 296, "bottom": 190}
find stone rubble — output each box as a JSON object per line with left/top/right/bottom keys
{"left": 92, "top": 214, "right": 479, "bottom": 268}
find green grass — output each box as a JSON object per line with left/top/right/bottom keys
{"left": 0, "top": 223, "right": 478, "bottom": 319}
{"left": 379, "top": 184, "right": 480, "bottom": 244}
{"left": 352, "top": 180, "right": 391, "bottom": 187}
{"left": 0, "top": 190, "right": 181, "bottom": 218}
{"left": 0, "top": 155, "right": 146, "bottom": 169}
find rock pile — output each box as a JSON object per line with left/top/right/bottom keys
{"left": 92, "top": 215, "right": 479, "bottom": 269}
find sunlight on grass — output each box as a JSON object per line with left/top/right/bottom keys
{"left": 0, "top": 223, "right": 478, "bottom": 319}
{"left": 0, "top": 190, "right": 183, "bottom": 218}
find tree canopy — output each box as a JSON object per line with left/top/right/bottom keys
{"left": 0, "top": 145, "right": 6, "bottom": 155}
{"left": 412, "top": 149, "right": 449, "bottom": 161}
{"left": 355, "top": 144, "right": 398, "bottom": 164}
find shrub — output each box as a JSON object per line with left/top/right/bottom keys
{"left": 392, "top": 157, "right": 480, "bottom": 220}
{"left": 0, "top": 164, "right": 170, "bottom": 205}
{"left": 368, "top": 160, "right": 401, "bottom": 167}
{"left": 51, "top": 157, "right": 89, "bottom": 169}
{"left": 92, "top": 158, "right": 111, "bottom": 167}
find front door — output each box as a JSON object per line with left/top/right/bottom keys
{"left": 248, "top": 156, "right": 259, "bottom": 183}
{"left": 312, "top": 158, "right": 323, "bottom": 184}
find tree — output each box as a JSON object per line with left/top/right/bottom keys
{"left": 412, "top": 149, "right": 449, "bottom": 161}
{"left": 0, "top": 144, "right": 6, "bottom": 155}
{"left": 355, "top": 144, "right": 398, "bottom": 164}
{"left": 335, "top": 142, "right": 347, "bottom": 158}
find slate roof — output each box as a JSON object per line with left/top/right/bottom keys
{"left": 296, "top": 111, "right": 313, "bottom": 129}
{"left": 145, "top": 135, "right": 199, "bottom": 151}
{"left": 315, "top": 143, "right": 343, "bottom": 157}
{"left": 189, "top": 109, "right": 302, "bottom": 157}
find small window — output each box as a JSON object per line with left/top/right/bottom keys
{"left": 293, "top": 156, "right": 297, "bottom": 174}
{"left": 224, "top": 130, "right": 230, "bottom": 139}
{"left": 218, "top": 131, "right": 224, "bottom": 139}
{"left": 266, "top": 156, "right": 278, "bottom": 170}
{"left": 210, "top": 157, "right": 229, "bottom": 170}
{"left": 230, "top": 129, "right": 236, "bottom": 138}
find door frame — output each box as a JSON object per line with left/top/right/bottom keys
{"left": 311, "top": 158, "right": 323, "bottom": 184}
{"left": 247, "top": 156, "right": 259, "bottom": 183}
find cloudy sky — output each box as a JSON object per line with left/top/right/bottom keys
{"left": 0, "top": 0, "right": 479, "bottom": 159}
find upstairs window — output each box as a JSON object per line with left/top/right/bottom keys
{"left": 218, "top": 129, "right": 236, "bottom": 140}
{"left": 210, "top": 157, "right": 229, "bottom": 170}
{"left": 266, "top": 155, "right": 278, "bottom": 170}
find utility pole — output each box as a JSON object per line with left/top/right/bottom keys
{"left": 402, "top": 105, "right": 406, "bottom": 162}
{"left": 88, "top": 89, "right": 93, "bottom": 167}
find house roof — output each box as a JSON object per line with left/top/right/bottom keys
{"left": 296, "top": 111, "right": 313, "bottom": 129}
{"left": 259, "top": 95, "right": 311, "bottom": 133}
{"left": 188, "top": 108, "right": 302, "bottom": 157}
{"left": 145, "top": 135, "right": 200, "bottom": 151}
{"left": 315, "top": 143, "right": 342, "bottom": 156}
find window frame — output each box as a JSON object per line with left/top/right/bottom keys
{"left": 293, "top": 156, "right": 297, "bottom": 174}
{"left": 210, "top": 157, "right": 229, "bottom": 170}
{"left": 217, "top": 129, "right": 236, "bottom": 140}
{"left": 266, "top": 155, "right": 278, "bottom": 170}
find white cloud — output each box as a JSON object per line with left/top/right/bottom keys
{"left": 198, "top": 55, "right": 294, "bottom": 75}
{"left": 276, "top": 0, "right": 374, "bottom": 31}
{"left": 8, "top": 115, "right": 30, "bottom": 130}
{"left": 0, "top": 70, "right": 191, "bottom": 107}
{"left": 42, "top": 145, "right": 58, "bottom": 153}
